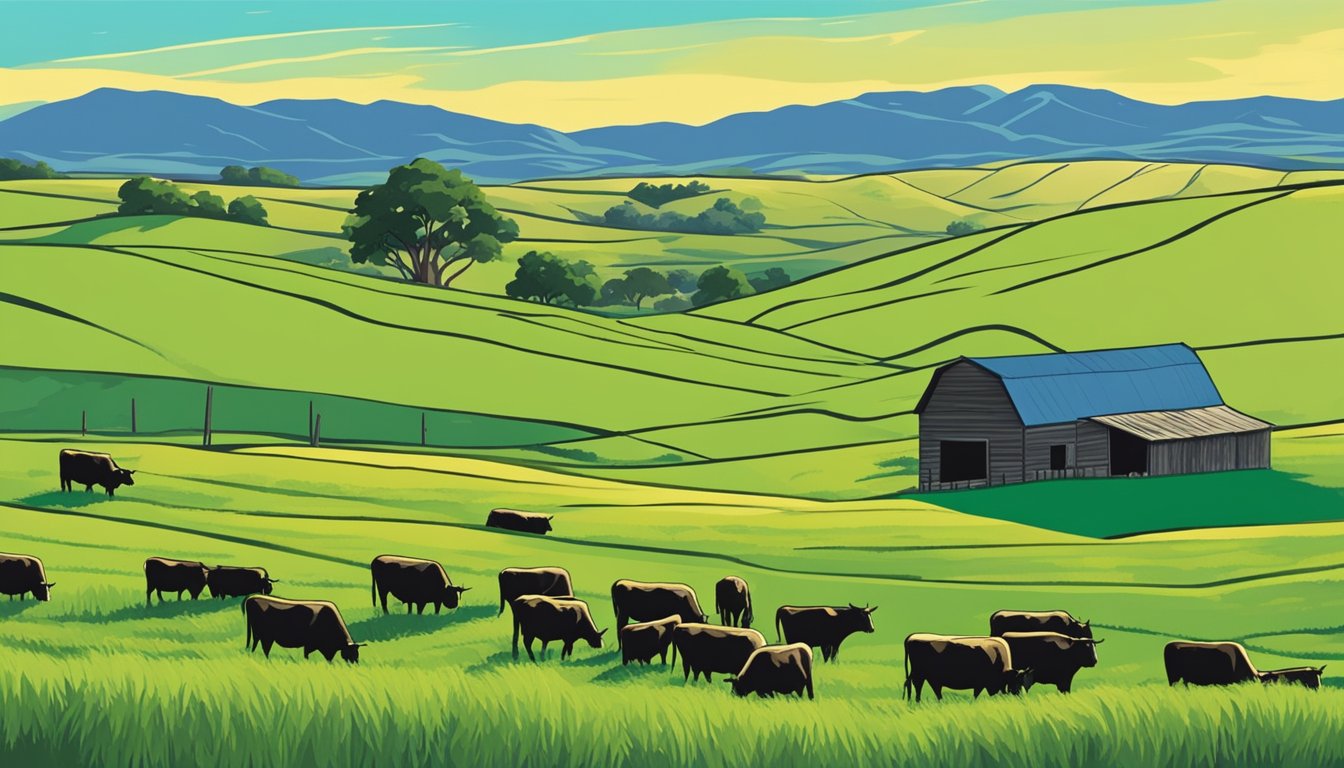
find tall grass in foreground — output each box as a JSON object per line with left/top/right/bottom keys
{"left": 1, "top": 652, "right": 1341, "bottom": 768}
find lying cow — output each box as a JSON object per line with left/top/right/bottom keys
{"left": 672, "top": 623, "right": 766, "bottom": 683}
{"left": 728, "top": 643, "right": 814, "bottom": 700}
{"left": 59, "top": 449, "right": 135, "bottom": 496}
{"left": 145, "top": 557, "right": 210, "bottom": 604}
{"left": 498, "top": 567, "right": 573, "bottom": 615}
{"left": 620, "top": 615, "right": 681, "bottom": 666}
{"left": 904, "top": 633, "right": 1033, "bottom": 702}
{"left": 371, "top": 555, "right": 469, "bottom": 615}
{"left": 612, "top": 580, "right": 708, "bottom": 647}
{"left": 991, "top": 609, "right": 1091, "bottom": 639}
{"left": 244, "top": 595, "right": 363, "bottom": 663}
{"left": 208, "top": 566, "right": 276, "bottom": 600}
{"left": 509, "top": 594, "right": 606, "bottom": 661}
{"left": 1260, "top": 666, "right": 1327, "bottom": 689}
{"left": 775, "top": 604, "right": 876, "bottom": 661}
{"left": 1164, "top": 641, "right": 1263, "bottom": 686}
{"left": 1000, "top": 632, "right": 1102, "bottom": 693}
{"left": 715, "top": 576, "right": 753, "bottom": 628}
{"left": 487, "top": 508, "right": 553, "bottom": 535}
{"left": 0, "top": 553, "right": 55, "bottom": 601}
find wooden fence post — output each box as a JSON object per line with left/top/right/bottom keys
{"left": 131, "top": 398, "right": 137, "bottom": 434}
{"left": 421, "top": 412, "right": 427, "bottom": 446}
{"left": 81, "top": 410, "right": 87, "bottom": 437}
{"left": 308, "top": 401, "right": 314, "bottom": 445}
{"left": 312, "top": 414, "right": 321, "bottom": 447}
{"left": 203, "top": 386, "right": 214, "bottom": 446}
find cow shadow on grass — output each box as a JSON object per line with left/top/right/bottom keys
{"left": 0, "top": 600, "right": 43, "bottom": 618}
{"left": 590, "top": 662, "right": 676, "bottom": 685}
{"left": 19, "top": 491, "right": 115, "bottom": 510}
{"left": 64, "top": 596, "right": 238, "bottom": 624}
{"left": 464, "top": 647, "right": 619, "bottom": 673}
{"left": 348, "top": 605, "right": 497, "bottom": 643}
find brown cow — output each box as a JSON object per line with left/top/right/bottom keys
{"left": 904, "top": 633, "right": 1033, "bottom": 702}
{"left": 510, "top": 594, "right": 606, "bottom": 661}
{"left": 999, "top": 632, "right": 1102, "bottom": 693}
{"left": 611, "top": 580, "right": 708, "bottom": 647}
{"left": 487, "top": 508, "right": 553, "bottom": 535}
{"left": 1260, "top": 666, "right": 1327, "bottom": 689}
{"left": 207, "top": 566, "right": 276, "bottom": 600}
{"left": 775, "top": 604, "right": 876, "bottom": 661}
{"left": 620, "top": 615, "right": 681, "bottom": 666}
{"left": 144, "top": 557, "right": 210, "bottom": 604}
{"left": 371, "top": 555, "right": 469, "bottom": 615}
{"left": 59, "top": 449, "right": 136, "bottom": 496}
{"left": 0, "top": 553, "right": 55, "bottom": 601}
{"left": 498, "top": 567, "right": 573, "bottom": 615}
{"left": 672, "top": 623, "right": 766, "bottom": 683}
{"left": 728, "top": 643, "right": 814, "bottom": 699}
{"left": 991, "top": 610, "right": 1092, "bottom": 639}
{"left": 1164, "top": 641, "right": 1263, "bottom": 686}
{"left": 244, "top": 596, "right": 363, "bottom": 663}
{"left": 715, "top": 576, "right": 753, "bottom": 628}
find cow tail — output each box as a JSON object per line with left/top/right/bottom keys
{"left": 775, "top": 609, "right": 783, "bottom": 644}
{"left": 243, "top": 600, "right": 251, "bottom": 649}
{"left": 670, "top": 636, "right": 677, "bottom": 670}
{"left": 371, "top": 569, "right": 377, "bottom": 609}
{"left": 744, "top": 588, "right": 754, "bottom": 628}
{"left": 903, "top": 646, "right": 911, "bottom": 701}
{"left": 511, "top": 606, "right": 520, "bottom": 656}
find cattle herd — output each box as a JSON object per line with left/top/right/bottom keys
{"left": 2, "top": 450, "right": 1327, "bottom": 701}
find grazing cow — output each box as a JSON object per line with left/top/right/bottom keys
{"left": 620, "top": 615, "right": 681, "bottom": 666}
{"left": 244, "top": 596, "right": 363, "bottom": 663}
{"left": 1260, "top": 666, "right": 1327, "bottom": 690}
{"left": 775, "top": 604, "right": 876, "bottom": 661}
{"left": 498, "top": 567, "right": 574, "bottom": 615}
{"left": 509, "top": 594, "right": 606, "bottom": 661}
{"left": 371, "top": 555, "right": 470, "bottom": 615}
{"left": 904, "top": 633, "right": 1034, "bottom": 702}
{"left": 59, "top": 449, "right": 135, "bottom": 496}
{"left": 999, "top": 632, "right": 1103, "bottom": 693}
{"left": 0, "top": 553, "right": 55, "bottom": 601}
{"left": 207, "top": 566, "right": 276, "bottom": 600}
{"left": 144, "top": 557, "right": 210, "bottom": 604}
{"left": 1164, "top": 641, "right": 1264, "bottom": 686}
{"left": 727, "top": 643, "right": 815, "bottom": 699}
{"left": 612, "top": 580, "right": 708, "bottom": 647}
{"left": 672, "top": 623, "right": 766, "bottom": 682}
{"left": 991, "top": 610, "right": 1092, "bottom": 639}
{"left": 487, "top": 508, "right": 553, "bottom": 535}
{"left": 715, "top": 576, "right": 753, "bottom": 628}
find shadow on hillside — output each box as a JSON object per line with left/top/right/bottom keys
{"left": 64, "top": 596, "right": 236, "bottom": 624}
{"left": 19, "top": 491, "right": 115, "bottom": 510}
{"left": 348, "top": 604, "right": 496, "bottom": 643}
{"left": 0, "top": 600, "right": 43, "bottom": 618}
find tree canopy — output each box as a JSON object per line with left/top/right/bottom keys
{"left": 601, "top": 197, "right": 765, "bottom": 235}
{"left": 504, "top": 251, "right": 601, "bottom": 306}
{"left": 616, "top": 267, "right": 673, "bottom": 310}
{"left": 749, "top": 267, "right": 792, "bottom": 293}
{"left": 626, "top": 180, "right": 710, "bottom": 208}
{"left": 693, "top": 265, "right": 756, "bottom": 306}
{"left": 221, "top": 165, "right": 300, "bottom": 187}
{"left": 115, "top": 177, "right": 269, "bottom": 225}
{"left": 946, "top": 218, "right": 986, "bottom": 236}
{"left": 0, "top": 158, "right": 64, "bottom": 180}
{"left": 344, "top": 159, "right": 519, "bottom": 287}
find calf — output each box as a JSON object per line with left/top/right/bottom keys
{"left": 728, "top": 643, "right": 814, "bottom": 699}
{"left": 371, "top": 555, "right": 469, "bottom": 615}
{"left": 620, "top": 615, "right": 681, "bottom": 666}
{"left": 1164, "top": 641, "right": 1262, "bottom": 686}
{"left": 208, "top": 566, "right": 276, "bottom": 600}
{"left": 904, "top": 633, "right": 1033, "bottom": 702}
{"left": 59, "top": 449, "right": 135, "bottom": 496}
{"left": 999, "top": 632, "right": 1102, "bottom": 693}
{"left": 1260, "top": 666, "right": 1326, "bottom": 690}
{"left": 612, "top": 580, "right": 708, "bottom": 647}
{"left": 775, "top": 604, "right": 876, "bottom": 661}
{"left": 487, "top": 508, "right": 553, "bottom": 535}
{"left": 244, "top": 596, "right": 363, "bottom": 663}
{"left": 498, "top": 567, "right": 574, "bottom": 615}
{"left": 144, "top": 557, "right": 210, "bottom": 604}
{"left": 672, "top": 623, "right": 766, "bottom": 683}
{"left": 0, "top": 553, "right": 55, "bottom": 601}
{"left": 715, "top": 576, "right": 753, "bottom": 628}
{"left": 510, "top": 594, "right": 606, "bottom": 661}
{"left": 991, "top": 610, "right": 1091, "bottom": 639}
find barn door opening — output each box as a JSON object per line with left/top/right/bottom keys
{"left": 940, "top": 440, "right": 987, "bottom": 483}
{"left": 1109, "top": 428, "right": 1148, "bottom": 476}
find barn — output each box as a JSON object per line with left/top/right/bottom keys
{"left": 914, "top": 344, "right": 1272, "bottom": 491}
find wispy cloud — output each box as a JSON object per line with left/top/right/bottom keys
{"left": 180, "top": 47, "right": 459, "bottom": 78}
{"left": 53, "top": 23, "right": 458, "bottom": 63}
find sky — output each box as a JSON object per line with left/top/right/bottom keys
{"left": 3, "top": 0, "right": 1342, "bottom": 129}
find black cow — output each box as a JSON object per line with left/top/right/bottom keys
{"left": 620, "top": 615, "right": 681, "bottom": 666}
{"left": 775, "top": 604, "right": 876, "bottom": 661}
{"left": 509, "top": 594, "right": 606, "bottom": 661}
{"left": 487, "top": 508, "right": 553, "bottom": 534}
{"left": 991, "top": 610, "right": 1092, "bottom": 639}
{"left": 244, "top": 596, "right": 363, "bottom": 663}
{"left": 371, "top": 555, "right": 469, "bottom": 615}
{"left": 672, "top": 623, "right": 766, "bottom": 682}
{"left": 59, "top": 449, "right": 135, "bottom": 496}
{"left": 999, "top": 632, "right": 1102, "bottom": 693}
{"left": 144, "top": 557, "right": 210, "bottom": 604}
{"left": 728, "top": 643, "right": 814, "bottom": 699}
{"left": 0, "top": 553, "right": 55, "bottom": 601}
{"left": 1260, "top": 666, "right": 1327, "bottom": 689}
{"left": 498, "top": 567, "right": 573, "bottom": 615}
{"left": 904, "top": 633, "right": 1033, "bottom": 702}
{"left": 1164, "top": 641, "right": 1263, "bottom": 686}
{"left": 207, "top": 566, "right": 276, "bottom": 600}
{"left": 611, "top": 580, "right": 708, "bottom": 647}
{"left": 715, "top": 576, "right": 753, "bottom": 628}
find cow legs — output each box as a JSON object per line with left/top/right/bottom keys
{"left": 262, "top": 639, "right": 274, "bottom": 657}
{"left": 931, "top": 684, "right": 944, "bottom": 701}
{"left": 562, "top": 641, "right": 574, "bottom": 659}
{"left": 435, "top": 602, "right": 442, "bottom": 615}
{"left": 417, "top": 603, "right": 426, "bottom": 615}
{"left": 406, "top": 602, "right": 412, "bottom": 614}
{"left": 973, "top": 688, "right": 984, "bottom": 699}
{"left": 379, "top": 590, "right": 390, "bottom": 615}
{"left": 524, "top": 636, "right": 537, "bottom": 662}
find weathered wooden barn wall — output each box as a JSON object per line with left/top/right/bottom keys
{"left": 1149, "top": 430, "right": 1271, "bottom": 475}
{"left": 918, "top": 361, "right": 1024, "bottom": 488}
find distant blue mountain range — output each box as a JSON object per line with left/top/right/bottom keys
{"left": 1, "top": 85, "right": 1342, "bottom": 185}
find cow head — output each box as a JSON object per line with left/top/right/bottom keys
{"left": 1055, "top": 635, "right": 1102, "bottom": 667}
{"left": 114, "top": 469, "right": 136, "bottom": 488}
{"left": 587, "top": 627, "right": 608, "bottom": 649}
{"left": 341, "top": 643, "right": 366, "bottom": 664}
{"left": 1074, "top": 620, "right": 1093, "bottom": 640}
{"left": 846, "top": 603, "right": 878, "bottom": 633}
{"left": 726, "top": 676, "right": 750, "bottom": 697}
{"left": 34, "top": 581, "right": 55, "bottom": 601}
{"left": 544, "top": 516, "right": 554, "bottom": 533}
{"left": 262, "top": 578, "right": 278, "bottom": 596}
{"left": 1005, "top": 668, "right": 1035, "bottom": 695}
{"left": 442, "top": 585, "right": 470, "bottom": 609}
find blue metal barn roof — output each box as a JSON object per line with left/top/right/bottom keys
{"left": 964, "top": 344, "right": 1225, "bottom": 426}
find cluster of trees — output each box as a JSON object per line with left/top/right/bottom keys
{"left": 626, "top": 180, "right": 710, "bottom": 208}
{"left": 116, "top": 177, "right": 269, "bottom": 225}
{"left": 220, "top": 165, "right": 300, "bottom": 187}
{"left": 602, "top": 197, "right": 766, "bottom": 235}
{"left": 946, "top": 218, "right": 986, "bottom": 236}
{"left": 506, "top": 257, "right": 787, "bottom": 312}
{"left": 0, "top": 157, "right": 64, "bottom": 180}
{"left": 505, "top": 251, "right": 600, "bottom": 306}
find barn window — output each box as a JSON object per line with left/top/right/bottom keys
{"left": 940, "top": 440, "right": 987, "bottom": 483}
{"left": 1050, "top": 445, "right": 1067, "bottom": 470}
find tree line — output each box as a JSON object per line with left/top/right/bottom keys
{"left": 0, "top": 157, "right": 65, "bottom": 180}
{"left": 220, "top": 165, "right": 300, "bottom": 188}
{"left": 601, "top": 197, "right": 766, "bottom": 235}
{"left": 117, "top": 177, "right": 269, "bottom": 226}
{"left": 505, "top": 256, "right": 787, "bottom": 312}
